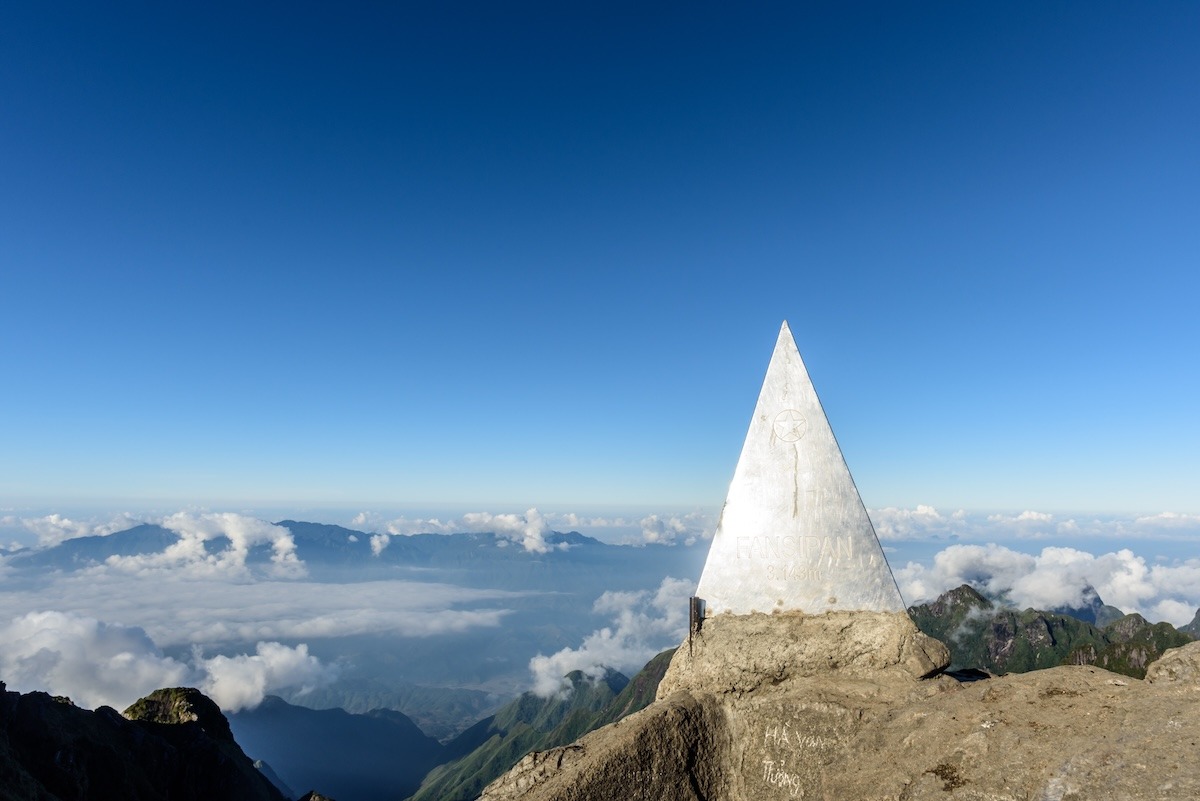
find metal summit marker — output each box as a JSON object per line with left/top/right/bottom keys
{"left": 694, "top": 322, "right": 905, "bottom": 616}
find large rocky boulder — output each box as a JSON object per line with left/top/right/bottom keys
{"left": 479, "top": 611, "right": 1200, "bottom": 801}
{"left": 1144, "top": 640, "right": 1200, "bottom": 684}
{"left": 657, "top": 610, "right": 950, "bottom": 698}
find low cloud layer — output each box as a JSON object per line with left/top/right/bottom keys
{"left": 0, "top": 611, "right": 334, "bottom": 712}
{"left": 0, "top": 511, "right": 523, "bottom": 652}
{"left": 0, "top": 571, "right": 518, "bottom": 649}
{"left": 361, "top": 508, "right": 563, "bottom": 553}
{"left": 353, "top": 507, "right": 716, "bottom": 548}
{"left": 355, "top": 504, "right": 1200, "bottom": 553}
{"left": 897, "top": 544, "right": 1200, "bottom": 626}
{"left": 638, "top": 512, "right": 712, "bottom": 545}
{"left": 870, "top": 505, "right": 1200, "bottom": 543}
{"left": 528, "top": 576, "right": 692, "bottom": 697}
{"left": 1, "top": 512, "right": 142, "bottom": 548}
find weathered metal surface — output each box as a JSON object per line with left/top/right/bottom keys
{"left": 694, "top": 322, "right": 905, "bottom": 615}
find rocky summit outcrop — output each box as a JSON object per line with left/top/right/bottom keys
{"left": 0, "top": 684, "right": 284, "bottom": 801}
{"left": 479, "top": 611, "right": 1200, "bottom": 801}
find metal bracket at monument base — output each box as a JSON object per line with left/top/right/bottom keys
{"left": 688, "top": 596, "right": 706, "bottom": 655}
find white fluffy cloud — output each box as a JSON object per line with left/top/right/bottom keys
{"left": 0, "top": 611, "right": 190, "bottom": 711}
{"left": 100, "top": 512, "right": 305, "bottom": 579}
{"left": 351, "top": 511, "right": 383, "bottom": 529}
{"left": 639, "top": 512, "right": 712, "bottom": 545}
{"left": 197, "top": 641, "right": 336, "bottom": 712}
{"left": 873, "top": 506, "right": 1200, "bottom": 624}
{"left": 375, "top": 508, "right": 562, "bottom": 553}
{"left": 528, "top": 576, "right": 692, "bottom": 697}
{"left": 870, "top": 505, "right": 959, "bottom": 540}
{"left": 0, "top": 611, "right": 335, "bottom": 713}
{"left": 369, "top": 533, "right": 390, "bottom": 556}
{"left": 462, "top": 508, "right": 560, "bottom": 553}
{"left": 897, "top": 543, "right": 1200, "bottom": 626}
{"left": 2, "top": 512, "right": 142, "bottom": 547}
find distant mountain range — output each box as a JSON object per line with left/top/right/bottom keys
{"left": 6, "top": 520, "right": 607, "bottom": 573}
{"left": 7, "top": 520, "right": 705, "bottom": 594}
{"left": 7, "top": 523, "right": 180, "bottom": 571}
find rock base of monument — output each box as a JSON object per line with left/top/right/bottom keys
{"left": 659, "top": 610, "right": 950, "bottom": 698}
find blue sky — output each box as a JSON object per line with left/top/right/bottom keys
{"left": 3, "top": 2, "right": 1198, "bottom": 518}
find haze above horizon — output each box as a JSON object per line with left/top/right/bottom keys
{"left": 3, "top": 2, "right": 1197, "bottom": 515}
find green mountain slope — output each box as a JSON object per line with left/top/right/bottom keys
{"left": 1071, "top": 613, "right": 1194, "bottom": 675}
{"left": 410, "top": 650, "right": 675, "bottom": 801}
{"left": 909, "top": 585, "right": 1194, "bottom": 678}
{"left": 589, "top": 648, "right": 675, "bottom": 730}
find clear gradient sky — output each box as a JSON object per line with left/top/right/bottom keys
{"left": 3, "top": 2, "right": 1197, "bottom": 516}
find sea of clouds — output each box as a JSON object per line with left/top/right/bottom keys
{"left": 0, "top": 512, "right": 526, "bottom": 712}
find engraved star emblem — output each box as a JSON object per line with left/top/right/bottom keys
{"left": 773, "top": 409, "right": 807, "bottom": 442}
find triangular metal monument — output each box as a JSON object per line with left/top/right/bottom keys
{"left": 695, "top": 322, "right": 906, "bottom": 616}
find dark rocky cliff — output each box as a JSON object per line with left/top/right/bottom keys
{"left": 0, "top": 684, "right": 285, "bottom": 801}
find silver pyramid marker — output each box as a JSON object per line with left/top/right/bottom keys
{"left": 695, "top": 322, "right": 905, "bottom": 616}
